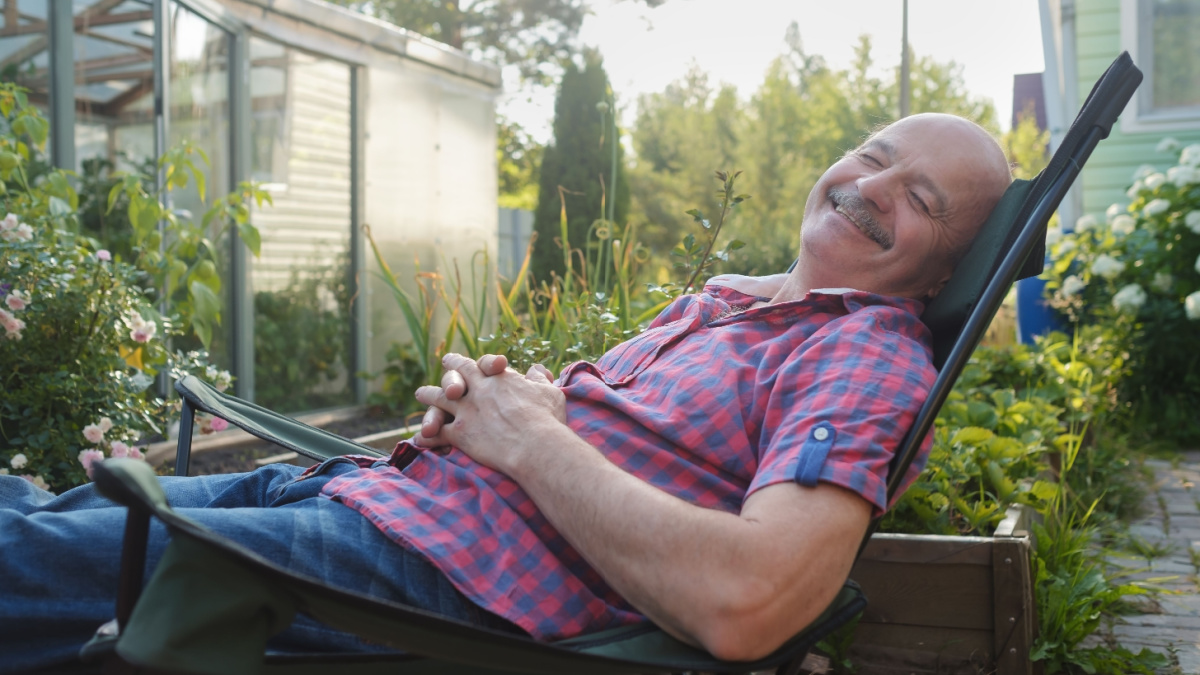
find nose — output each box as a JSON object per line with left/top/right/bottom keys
{"left": 855, "top": 168, "right": 896, "bottom": 216}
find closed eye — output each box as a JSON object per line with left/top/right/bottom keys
{"left": 911, "top": 191, "right": 930, "bottom": 214}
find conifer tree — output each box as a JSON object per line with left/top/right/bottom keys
{"left": 531, "top": 52, "right": 629, "bottom": 281}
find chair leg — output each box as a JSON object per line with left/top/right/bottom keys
{"left": 174, "top": 398, "right": 195, "bottom": 477}
{"left": 115, "top": 506, "right": 151, "bottom": 631}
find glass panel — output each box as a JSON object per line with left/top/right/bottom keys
{"left": 0, "top": 1, "right": 50, "bottom": 137}
{"left": 248, "top": 36, "right": 353, "bottom": 412}
{"left": 166, "top": 2, "right": 232, "bottom": 368}
{"left": 73, "top": 0, "right": 156, "bottom": 256}
{"left": 1141, "top": 0, "right": 1200, "bottom": 113}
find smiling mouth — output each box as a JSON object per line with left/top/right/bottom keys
{"left": 828, "top": 189, "right": 893, "bottom": 250}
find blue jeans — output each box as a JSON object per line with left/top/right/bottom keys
{"left": 0, "top": 459, "right": 522, "bottom": 672}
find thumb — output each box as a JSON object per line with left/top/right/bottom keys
{"left": 526, "top": 363, "right": 554, "bottom": 384}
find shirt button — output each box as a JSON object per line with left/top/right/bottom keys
{"left": 813, "top": 427, "right": 829, "bottom": 441}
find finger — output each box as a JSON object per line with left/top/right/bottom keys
{"left": 526, "top": 363, "right": 554, "bottom": 384}
{"left": 440, "top": 369, "right": 467, "bottom": 400}
{"left": 415, "top": 385, "right": 457, "bottom": 415}
{"left": 420, "top": 405, "right": 451, "bottom": 439}
{"left": 411, "top": 431, "right": 451, "bottom": 453}
{"left": 442, "top": 353, "right": 485, "bottom": 386}
{"left": 477, "top": 354, "right": 509, "bottom": 376}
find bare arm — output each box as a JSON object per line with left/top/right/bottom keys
{"left": 414, "top": 354, "right": 870, "bottom": 661}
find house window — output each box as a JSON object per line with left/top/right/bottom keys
{"left": 1123, "top": 0, "right": 1200, "bottom": 130}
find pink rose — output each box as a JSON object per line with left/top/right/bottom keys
{"left": 97, "top": 249, "right": 111, "bottom": 262}
{"left": 210, "top": 416, "right": 229, "bottom": 432}
{"left": 77, "top": 449, "right": 105, "bottom": 479}
{"left": 82, "top": 424, "right": 104, "bottom": 444}
{"left": 128, "top": 447, "right": 145, "bottom": 461}
{"left": 110, "top": 441, "right": 129, "bottom": 458}
{"left": 130, "top": 319, "right": 157, "bottom": 343}
{"left": 4, "top": 290, "right": 29, "bottom": 311}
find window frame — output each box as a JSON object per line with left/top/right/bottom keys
{"left": 1120, "top": 0, "right": 1200, "bottom": 132}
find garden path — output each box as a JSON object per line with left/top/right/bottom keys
{"left": 1099, "top": 451, "right": 1200, "bottom": 674}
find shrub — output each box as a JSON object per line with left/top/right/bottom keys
{"left": 0, "top": 85, "right": 244, "bottom": 491}
{"left": 1043, "top": 139, "right": 1200, "bottom": 444}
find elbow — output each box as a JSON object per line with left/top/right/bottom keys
{"left": 691, "top": 580, "right": 829, "bottom": 662}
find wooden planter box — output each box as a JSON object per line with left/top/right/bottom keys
{"left": 846, "top": 505, "right": 1040, "bottom": 675}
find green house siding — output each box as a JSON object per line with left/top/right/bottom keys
{"left": 1075, "top": 0, "right": 1200, "bottom": 218}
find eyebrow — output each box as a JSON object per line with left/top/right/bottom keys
{"left": 860, "top": 138, "right": 949, "bottom": 217}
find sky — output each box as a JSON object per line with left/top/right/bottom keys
{"left": 502, "top": 0, "right": 1047, "bottom": 144}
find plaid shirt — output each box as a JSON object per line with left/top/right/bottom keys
{"left": 319, "top": 285, "right": 937, "bottom": 641}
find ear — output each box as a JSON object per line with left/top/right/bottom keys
{"left": 922, "top": 270, "right": 954, "bottom": 302}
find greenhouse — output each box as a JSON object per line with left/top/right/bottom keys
{"left": 0, "top": 0, "right": 501, "bottom": 411}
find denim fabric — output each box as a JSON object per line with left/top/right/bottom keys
{"left": 0, "top": 459, "right": 522, "bottom": 673}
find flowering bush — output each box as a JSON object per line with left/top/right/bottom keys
{"left": 0, "top": 86, "right": 235, "bottom": 491}
{"left": 1043, "top": 137, "right": 1200, "bottom": 443}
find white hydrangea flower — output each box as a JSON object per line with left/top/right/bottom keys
{"left": 1153, "top": 272, "right": 1174, "bottom": 292}
{"left": 1157, "top": 137, "right": 1181, "bottom": 153}
{"left": 1144, "top": 199, "right": 1171, "bottom": 217}
{"left": 1106, "top": 203, "right": 1124, "bottom": 223}
{"left": 1075, "top": 214, "right": 1098, "bottom": 232}
{"left": 1046, "top": 227, "right": 1063, "bottom": 246}
{"left": 1057, "top": 239, "right": 1077, "bottom": 255}
{"left": 1168, "top": 165, "right": 1198, "bottom": 187}
{"left": 1112, "top": 284, "right": 1147, "bottom": 314}
{"left": 1111, "top": 214, "right": 1137, "bottom": 236}
{"left": 1091, "top": 254, "right": 1125, "bottom": 280}
{"left": 1061, "top": 275, "right": 1086, "bottom": 296}
{"left": 1145, "top": 173, "right": 1167, "bottom": 191}
{"left": 10, "top": 453, "right": 27, "bottom": 469}
{"left": 1186, "top": 290, "right": 1200, "bottom": 320}
{"left": 1182, "top": 144, "right": 1200, "bottom": 167}
{"left": 1127, "top": 180, "right": 1145, "bottom": 200}
{"left": 1187, "top": 211, "right": 1200, "bottom": 235}
{"left": 1133, "top": 164, "right": 1158, "bottom": 181}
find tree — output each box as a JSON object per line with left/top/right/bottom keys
{"left": 531, "top": 52, "right": 629, "bottom": 280}
{"left": 331, "top": 0, "right": 662, "bottom": 85}
{"left": 628, "top": 28, "right": 1000, "bottom": 276}
{"left": 497, "top": 118, "right": 543, "bottom": 210}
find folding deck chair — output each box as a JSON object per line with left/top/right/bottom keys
{"left": 78, "top": 52, "right": 1142, "bottom": 675}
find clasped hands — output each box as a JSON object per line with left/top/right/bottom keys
{"left": 412, "top": 353, "right": 566, "bottom": 474}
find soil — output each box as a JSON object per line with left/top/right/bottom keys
{"left": 189, "top": 408, "right": 417, "bottom": 476}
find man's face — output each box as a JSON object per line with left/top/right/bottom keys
{"left": 798, "top": 114, "right": 1008, "bottom": 301}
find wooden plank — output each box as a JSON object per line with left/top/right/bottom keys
{"left": 859, "top": 533, "right": 994, "bottom": 565}
{"left": 992, "top": 537, "right": 1037, "bottom": 675}
{"left": 852, "top": 560, "right": 993, "bottom": 630}
{"left": 849, "top": 624, "right": 993, "bottom": 674}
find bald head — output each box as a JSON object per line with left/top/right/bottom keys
{"left": 867, "top": 113, "right": 1012, "bottom": 259}
{"left": 793, "top": 112, "right": 1013, "bottom": 301}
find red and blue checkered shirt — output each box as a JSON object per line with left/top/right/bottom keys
{"left": 319, "top": 284, "right": 938, "bottom": 641}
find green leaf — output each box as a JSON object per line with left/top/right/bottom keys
{"left": 48, "top": 196, "right": 72, "bottom": 218}
{"left": 237, "top": 222, "right": 261, "bottom": 258}
{"left": 189, "top": 280, "right": 222, "bottom": 324}
{"left": 951, "top": 426, "right": 994, "bottom": 446}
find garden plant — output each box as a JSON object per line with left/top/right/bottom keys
{"left": 1044, "top": 138, "right": 1200, "bottom": 445}
{"left": 0, "top": 84, "right": 264, "bottom": 491}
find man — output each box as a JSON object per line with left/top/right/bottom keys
{"left": 0, "top": 113, "right": 1010, "bottom": 670}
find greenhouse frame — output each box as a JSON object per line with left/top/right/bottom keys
{"left": 1, "top": 0, "right": 502, "bottom": 412}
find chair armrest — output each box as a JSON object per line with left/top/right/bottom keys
{"left": 94, "top": 458, "right": 171, "bottom": 516}
{"left": 175, "top": 375, "right": 385, "bottom": 463}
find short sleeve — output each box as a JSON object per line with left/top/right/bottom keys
{"left": 747, "top": 308, "right": 937, "bottom": 516}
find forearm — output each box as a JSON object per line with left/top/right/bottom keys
{"left": 502, "top": 421, "right": 860, "bottom": 659}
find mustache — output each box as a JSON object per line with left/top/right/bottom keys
{"left": 828, "top": 188, "right": 893, "bottom": 250}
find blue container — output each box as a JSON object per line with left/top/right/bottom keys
{"left": 1016, "top": 275, "right": 1067, "bottom": 344}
